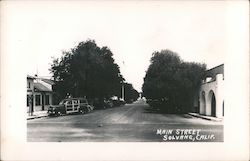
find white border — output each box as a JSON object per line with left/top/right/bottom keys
{"left": 1, "top": 1, "right": 249, "bottom": 160}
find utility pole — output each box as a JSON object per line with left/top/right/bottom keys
{"left": 118, "top": 73, "right": 125, "bottom": 101}
{"left": 121, "top": 83, "right": 124, "bottom": 101}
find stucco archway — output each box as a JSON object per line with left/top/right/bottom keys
{"left": 208, "top": 90, "right": 216, "bottom": 117}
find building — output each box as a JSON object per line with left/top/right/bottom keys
{"left": 198, "top": 64, "right": 224, "bottom": 118}
{"left": 27, "top": 75, "right": 54, "bottom": 113}
{"left": 27, "top": 75, "right": 35, "bottom": 113}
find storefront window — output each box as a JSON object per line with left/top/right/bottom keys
{"left": 45, "top": 95, "right": 50, "bottom": 105}
{"left": 35, "top": 95, "right": 41, "bottom": 106}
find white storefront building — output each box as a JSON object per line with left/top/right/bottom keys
{"left": 27, "top": 75, "right": 54, "bottom": 113}
{"left": 198, "top": 64, "right": 224, "bottom": 118}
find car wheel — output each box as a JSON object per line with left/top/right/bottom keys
{"left": 79, "top": 109, "right": 84, "bottom": 114}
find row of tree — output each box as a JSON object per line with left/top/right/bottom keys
{"left": 50, "top": 40, "right": 139, "bottom": 104}
{"left": 142, "top": 49, "right": 206, "bottom": 113}
{"left": 50, "top": 39, "right": 206, "bottom": 113}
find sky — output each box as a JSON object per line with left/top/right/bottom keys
{"left": 4, "top": 1, "right": 227, "bottom": 92}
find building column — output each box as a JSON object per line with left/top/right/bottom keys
{"left": 199, "top": 91, "right": 206, "bottom": 115}
{"left": 216, "top": 74, "right": 224, "bottom": 118}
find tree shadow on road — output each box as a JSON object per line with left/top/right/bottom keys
{"left": 143, "top": 106, "right": 186, "bottom": 114}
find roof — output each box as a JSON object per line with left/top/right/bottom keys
{"left": 41, "top": 78, "right": 55, "bottom": 85}
{"left": 204, "top": 64, "right": 224, "bottom": 78}
{"left": 62, "top": 97, "right": 87, "bottom": 101}
{"left": 27, "top": 75, "right": 35, "bottom": 79}
{"left": 34, "top": 83, "right": 52, "bottom": 92}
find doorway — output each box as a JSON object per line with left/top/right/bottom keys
{"left": 210, "top": 91, "right": 216, "bottom": 117}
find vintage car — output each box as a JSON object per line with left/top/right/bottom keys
{"left": 92, "top": 98, "right": 114, "bottom": 109}
{"left": 48, "top": 97, "right": 94, "bottom": 116}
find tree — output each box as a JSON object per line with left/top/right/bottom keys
{"left": 142, "top": 49, "right": 206, "bottom": 113}
{"left": 50, "top": 40, "right": 124, "bottom": 103}
{"left": 123, "top": 83, "right": 139, "bottom": 103}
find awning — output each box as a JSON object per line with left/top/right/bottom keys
{"left": 34, "top": 83, "right": 52, "bottom": 92}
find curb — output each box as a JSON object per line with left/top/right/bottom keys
{"left": 188, "top": 113, "right": 223, "bottom": 122}
{"left": 27, "top": 115, "right": 48, "bottom": 120}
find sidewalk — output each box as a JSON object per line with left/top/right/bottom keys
{"left": 27, "top": 110, "right": 48, "bottom": 120}
{"left": 188, "top": 113, "right": 223, "bottom": 122}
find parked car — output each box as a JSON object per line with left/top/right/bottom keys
{"left": 104, "top": 99, "right": 114, "bottom": 108}
{"left": 118, "top": 99, "right": 125, "bottom": 106}
{"left": 91, "top": 98, "right": 115, "bottom": 109}
{"left": 48, "top": 97, "right": 94, "bottom": 116}
{"left": 125, "top": 99, "right": 134, "bottom": 104}
{"left": 92, "top": 98, "right": 106, "bottom": 109}
{"left": 110, "top": 98, "right": 125, "bottom": 107}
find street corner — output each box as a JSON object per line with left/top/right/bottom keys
{"left": 27, "top": 111, "right": 49, "bottom": 120}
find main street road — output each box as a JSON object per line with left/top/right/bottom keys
{"left": 27, "top": 99, "right": 223, "bottom": 142}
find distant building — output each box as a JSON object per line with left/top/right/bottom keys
{"left": 195, "top": 64, "right": 224, "bottom": 118}
{"left": 27, "top": 75, "right": 54, "bottom": 113}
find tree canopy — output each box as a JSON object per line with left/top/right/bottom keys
{"left": 123, "top": 83, "right": 139, "bottom": 103}
{"left": 142, "top": 49, "right": 206, "bottom": 112}
{"left": 50, "top": 40, "right": 128, "bottom": 103}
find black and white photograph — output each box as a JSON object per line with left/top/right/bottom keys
{"left": 1, "top": 0, "right": 249, "bottom": 160}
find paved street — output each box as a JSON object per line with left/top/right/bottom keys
{"left": 27, "top": 99, "right": 223, "bottom": 142}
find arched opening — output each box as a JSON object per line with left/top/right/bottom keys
{"left": 209, "top": 90, "right": 216, "bottom": 117}
{"left": 200, "top": 91, "right": 206, "bottom": 115}
{"left": 211, "top": 93, "right": 216, "bottom": 116}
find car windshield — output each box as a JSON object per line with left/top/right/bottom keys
{"left": 59, "top": 100, "right": 67, "bottom": 105}
{"left": 80, "top": 99, "right": 87, "bottom": 103}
